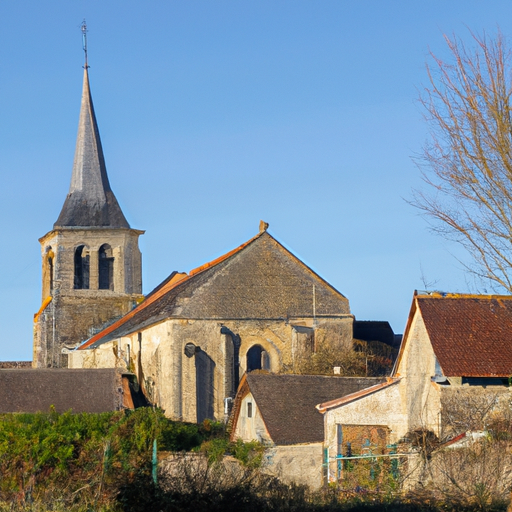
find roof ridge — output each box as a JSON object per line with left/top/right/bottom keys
{"left": 416, "top": 292, "right": 512, "bottom": 300}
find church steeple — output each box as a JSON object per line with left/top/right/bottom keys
{"left": 33, "top": 23, "right": 143, "bottom": 368}
{"left": 54, "top": 67, "right": 129, "bottom": 228}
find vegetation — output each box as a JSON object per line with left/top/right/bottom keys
{"left": 413, "top": 30, "right": 512, "bottom": 292}
{"left": 0, "top": 408, "right": 225, "bottom": 510}
{"left": 289, "top": 339, "right": 397, "bottom": 376}
{"left": 1, "top": 407, "right": 511, "bottom": 511}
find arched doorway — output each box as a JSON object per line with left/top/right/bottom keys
{"left": 246, "top": 344, "right": 270, "bottom": 372}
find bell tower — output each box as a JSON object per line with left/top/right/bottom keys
{"left": 33, "top": 26, "right": 144, "bottom": 367}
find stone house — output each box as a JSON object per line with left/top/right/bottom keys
{"left": 229, "top": 373, "right": 384, "bottom": 489}
{"left": 316, "top": 292, "right": 512, "bottom": 482}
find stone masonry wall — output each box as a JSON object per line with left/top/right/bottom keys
{"left": 34, "top": 226, "right": 143, "bottom": 368}
{"left": 71, "top": 315, "right": 353, "bottom": 421}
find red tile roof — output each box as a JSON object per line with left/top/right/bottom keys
{"left": 396, "top": 293, "right": 512, "bottom": 378}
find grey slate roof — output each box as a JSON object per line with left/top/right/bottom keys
{"left": 0, "top": 368, "right": 125, "bottom": 413}
{"left": 238, "top": 374, "right": 386, "bottom": 445}
{"left": 54, "top": 68, "right": 129, "bottom": 228}
{"left": 82, "top": 231, "right": 350, "bottom": 348}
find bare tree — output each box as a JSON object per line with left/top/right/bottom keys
{"left": 414, "top": 31, "right": 512, "bottom": 292}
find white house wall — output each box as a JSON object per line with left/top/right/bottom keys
{"left": 395, "top": 307, "right": 441, "bottom": 435}
{"left": 232, "top": 392, "right": 271, "bottom": 443}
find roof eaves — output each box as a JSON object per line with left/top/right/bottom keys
{"left": 316, "top": 378, "right": 400, "bottom": 414}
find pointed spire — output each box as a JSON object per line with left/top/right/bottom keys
{"left": 54, "top": 66, "right": 130, "bottom": 228}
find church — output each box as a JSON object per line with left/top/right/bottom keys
{"left": 33, "top": 62, "right": 386, "bottom": 423}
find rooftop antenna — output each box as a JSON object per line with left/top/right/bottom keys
{"left": 81, "top": 19, "right": 89, "bottom": 69}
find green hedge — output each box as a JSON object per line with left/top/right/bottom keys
{"left": 0, "top": 407, "right": 222, "bottom": 508}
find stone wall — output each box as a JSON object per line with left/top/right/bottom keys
{"left": 262, "top": 443, "right": 324, "bottom": 490}
{"left": 232, "top": 392, "right": 271, "bottom": 443}
{"left": 440, "top": 385, "right": 512, "bottom": 438}
{"left": 395, "top": 308, "right": 441, "bottom": 435}
{"left": 72, "top": 314, "right": 354, "bottom": 422}
{"left": 34, "top": 226, "right": 143, "bottom": 368}
{"left": 323, "top": 381, "right": 405, "bottom": 481}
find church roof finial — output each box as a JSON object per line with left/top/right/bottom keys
{"left": 81, "top": 19, "right": 89, "bottom": 70}
{"left": 54, "top": 23, "right": 130, "bottom": 229}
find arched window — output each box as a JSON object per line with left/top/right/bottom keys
{"left": 246, "top": 345, "right": 270, "bottom": 372}
{"left": 48, "top": 255, "right": 54, "bottom": 292}
{"left": 74, "top": 245, "right": 90, "bottom": 289}
{"left": 99, "top": 244, "right": 114, "bottom": 290}
{"left": 43, "top": 247, "right": 55, "bottom": 297}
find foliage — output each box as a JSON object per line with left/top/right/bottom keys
{"left": 198, "top": 437, "right": 264, "bottom": 468}
{"left": 289, "top": 340, "right": 396, "bottom": 377}
{"left": 1, "top": 408, "right": 512, "bottom": 511}
{"left": 0, "top": 408, "right": 220, "bottom": 509}
{"left": 407, "top": 437, "right": 512, "bottom": 512}
{"left": 402, "top": 393, "right": 512, "bottom": 512}
{"left": 413, "top": 30, "right": 512, "bottom": 292}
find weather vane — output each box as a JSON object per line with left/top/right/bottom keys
{"left": 81, "top": 19, "right": 89, "bottom": 69}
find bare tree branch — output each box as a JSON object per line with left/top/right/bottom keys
{"left": 413, "top": 30, "right": 512, "bottom": 292}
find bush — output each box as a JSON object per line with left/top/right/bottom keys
{"left": 0, "top": 408, "right": 219, "bottom": 509}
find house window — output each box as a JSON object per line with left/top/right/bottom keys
{"left": 99, "top": 244, "right": 114, "bottom": 290}
{"left": 247, "top": 402, "right": 253, "bottom": 418}
{"left": 74, "top": 245, "right": 90, "bottom": 289}
{"left": 44, "top": 247, "right": 55, "bottom": 296}
{"left": 126, "top": 343, "right": 131, "bottom": 368}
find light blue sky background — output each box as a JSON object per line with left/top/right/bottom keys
{"left": 1, "top": 1, "right": 511, "bottom": 361}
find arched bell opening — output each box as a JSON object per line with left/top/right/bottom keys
{"left": 74, "top": 245, "right": 90, "bottom": 289}
{"left": 99, "top": 243, "right": 114, "bottom": 290}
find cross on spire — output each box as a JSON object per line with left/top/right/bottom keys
{"left": 81, "top": 19, "right": 89, "bottom": 69}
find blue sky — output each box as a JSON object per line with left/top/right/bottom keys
{"left": 1, "top": 1, "right": 511, "bottom": 361}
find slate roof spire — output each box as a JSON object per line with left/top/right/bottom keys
{"left": 54, "top": 60, "right": 130, "bottom": 228}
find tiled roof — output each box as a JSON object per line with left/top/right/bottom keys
{"left": 417, "top": 295, "right": 512, "bottom": 377}
{"left": 80, "top": 231, "right": 350, "bottom": 349}
{"left": 353, "top": 320, "right": 397, "bottom": 347}
{"left": 0, "top": 368, "right": 126, "bottom": 413}
{"left": 232, "top": 374, "right": 385, "bottom": 445}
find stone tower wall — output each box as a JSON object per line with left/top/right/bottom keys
{"left": 33, "top": 227, "right": 143, "bottom": 368}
